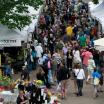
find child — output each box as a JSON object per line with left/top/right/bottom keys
{"left": 92, "top": 69, "right": 101, "bottom": 98}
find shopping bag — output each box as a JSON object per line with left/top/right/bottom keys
{"left": 56, "top": 83, "right": 61, "bottom": 92}
{"left": 94, "top": 77, "right": 100, "bottom": 85}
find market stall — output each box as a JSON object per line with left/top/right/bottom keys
{"left": 0, "top": 79, "right": 61, "bottom": 104}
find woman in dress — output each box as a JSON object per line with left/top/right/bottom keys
{"left": 58, "top": 62, "right": 70, "bottom": 99}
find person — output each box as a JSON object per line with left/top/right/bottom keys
{"left": 4, "top": 64, "right": 12, "bottom": 78}
{"left": 98, "top": 63, "right": 104, "bottom": 92}
{"left": 58, "top": 62, "right": 70, "bottom": 99}
{"left": 47, "top": 54, "right": 53, "bottom": 84}
{"left": 36, "top": 67, "right": 46, "bottom": 85}
{"left": 31, "top": 46, "right": 37, "bottom": 70}
{"left": 17, "top": 91, "right": 28, "bottom": 104}
{"left": 73, "top": 47, "right": 81, "bottom": 65}
{"left": 62, "top": 43, "right": 68, "bottom": 67}
{"left": 21, "top": 66, "right": 30, "bottom": 81}
{"left": 81, "top": 48, "right": 92, "bottom": 78}
{"left": 79, "top": 34, "right": 87, "bottom": 48}
{"left": 92, "top": 69, "right": 101, "bottom": 98}
{"left": 66, "top": 48, "right": 73, "bottom": 69}
{"left": 66, "top": 23, "right": 73, "bottom": 40}
{"left": 87, "top": 55, "right": 96, "bottom": 84}
{"left": 72, "top": 63, "right": 79, "bottom": 94}
{"left": 74, "top": 63, "right": 85, "bottom": 96}
{"left": 18, "top": 81, "right": 25, "bottom": 91}
{"left": 35, "top": 43, "right": 43, "bottom": 58}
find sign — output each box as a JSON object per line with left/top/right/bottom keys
{"left": 0, "top": 39, "right": 21, "bottom": 47}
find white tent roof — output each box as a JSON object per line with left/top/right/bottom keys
{"left": 0, "top": 25, "right": 26, "bottom": 40}
{"left": 26, "top": 5, "right": 43, "bottom": 34}
{"left": 94, "top": 38, "right": 104, "bottom": 51}
{"left": 88, "top": 0, "right": 103, "bottom": 11}
{"left": 94, "top": 38, "right": 104, "bottom": 46}
{"left": 0, "top": 25, "right": 25, "bottom": 47}
{"left": 89, "top": 0, "right": 104, "bottom": 33}
{"left": 91, "top": 0, "right": 104, "bottom": 12}
{"left": 0, "top": 5, "right": 43, "bottom": 47}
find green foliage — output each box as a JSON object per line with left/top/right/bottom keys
{"left": 93, "top": 0, "right": 99, "bottom": 4}
{"left": 0, "top": 76, "right": 12, "bottom": 86}
{"left": 0, "top": 0, "right": 43, "bottom": 30}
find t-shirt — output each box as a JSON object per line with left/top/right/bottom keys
{"left": 74, "top": 69, "right": 85, "bottom": 80}
{"left": 35, "top": 45, "right": 43, "bottom": 58}
{"left": 66, "top": 26, "right": 73, "bottom": 36}
{"left": 79, "top": 36, "right": 86, "bottom": 47}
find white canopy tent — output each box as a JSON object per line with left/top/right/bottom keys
{"left": 88, "top": 0, "right": 102, "bottom": 11}
{"left": 89, "top": 0, "right": 104, "bottom": 33}
{"left": 0, "top": 25, "right": 25, "bottom": 47}
{"left": 94, "top": 38, "right": 104, "bottom": 46}
{"left": 0, "top": 6, "right": 43, "bottom": 47}
{"left": 25, "top": 5, "right": 43, "bottom": 34}
{"left": 94, "top": 38, "right": 104, "bottom": 51}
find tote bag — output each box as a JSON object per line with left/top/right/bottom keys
{"left": 93, "top": 77, "right": 99, "bottom": 85}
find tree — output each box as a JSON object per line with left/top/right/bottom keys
{"left": 93, "top": 0, "right": 99, "bottom": 4}
{"left": 0, "top": 0, "right": 43, "bottom": 30}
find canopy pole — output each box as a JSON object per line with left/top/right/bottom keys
{"left": 0, "top": 54, "right": 2, "bottom": 76}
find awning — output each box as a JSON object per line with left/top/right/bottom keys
{"left": 0, "top": 25, "right": 23, "bottom": 47}
{"left": 95, "top": 45, "right": 104, "bottom": 52}
{"left": 94, "top": 38, "right": 104, "bottom": 51}
{"left": 94, "top": 38, "right": 104, "bottom": 46}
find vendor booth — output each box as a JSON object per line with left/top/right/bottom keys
{"left": 0, "top": 5, "right": 43, "bottom": 74}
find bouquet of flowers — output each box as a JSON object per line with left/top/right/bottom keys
{"left": 0, "top": 76, "right": 13, "bottom": 91}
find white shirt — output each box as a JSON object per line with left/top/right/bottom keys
{"left": 38, "top": 57, "right": 43, "bottom": 65}
{"left": 73, "top": 50, "right": 81, "bottom": 62}
{"left": 35, "top": 45, "right": 43, "bottom": 58}
{"left": 74, "top": 69, "right": 85, "bottom": 80}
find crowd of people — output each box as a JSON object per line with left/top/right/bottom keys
{"left": 19, "top": 0, "right": 104, "bottom": 100}
{"left": 1, "top": 0, "right": 104, "bottom": 104}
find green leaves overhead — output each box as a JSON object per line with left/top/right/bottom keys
{"left": 92, "top": 0, "right": 99, "bottom": 4}
{"left": 0, "top": 0, "right": 43, "bottom": 30}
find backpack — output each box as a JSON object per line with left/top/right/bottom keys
{"left": 43, "top": 58, "right": 49, "bottom": 70}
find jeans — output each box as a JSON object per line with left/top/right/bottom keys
{"left": 77, "top": 79, "right": 83, "bottom": 96}
{"left": 47, "top": 70, "right": 53, "bottom": 83}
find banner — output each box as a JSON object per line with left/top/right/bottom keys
{"left": 0, "top": 39, "right": 21, "bottom": 47}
